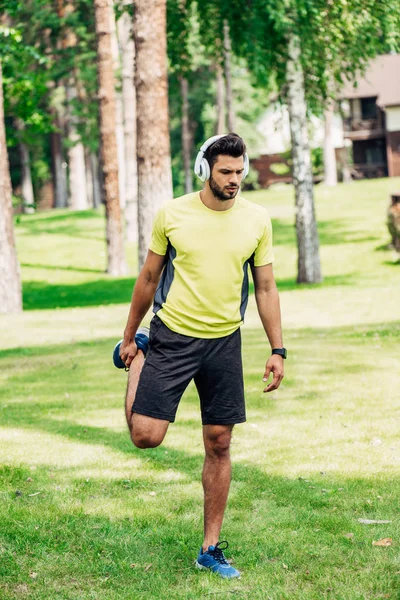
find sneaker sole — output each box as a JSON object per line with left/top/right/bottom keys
{"left": 113, "top": 327, "right": 150, "bottom": 369}
{"left": 195, "top": 561, "right": 241, "bottom": 579}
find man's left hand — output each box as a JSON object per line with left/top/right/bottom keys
{"left": 263, "top": 355, "right": 284, "bottom": 393}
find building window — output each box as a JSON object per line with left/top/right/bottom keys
{"left": 361, "top": 97, "right": 377, "bottom": 119}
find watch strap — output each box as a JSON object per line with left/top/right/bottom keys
{"left": 272, "top": 348, "right": 287, "bottom": 359}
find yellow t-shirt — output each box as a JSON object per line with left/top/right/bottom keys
{"left": 149, "top": 192, "right": 274, "bottom": 338}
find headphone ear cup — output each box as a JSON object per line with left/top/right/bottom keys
{"left": 201, "top": 158, "right": 210, "bottom": 181}
{"left": 194, "top": 152, "right": 209, "bottom": 181}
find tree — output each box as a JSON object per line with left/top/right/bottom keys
{"left": 0, "top": 58, "right": 22, "bottom": 313}
{"left": 200, "top": 0, "right": 400, "bottom": 283}
{"left": 286, "top": 34, "right": 321, "bottom": 282}
{"left": 94, "top": 0, "right": 127, "bottom": 275}
{"left": 215, "top": 63, "right": 225, "bottom": 134}
{"left": 167, "top": 0, "right": 196, "bottom": 193}
{"left": 117, "top": 1, "right": 138, "bottom": 242}
{"left": 134, "top": 0, "right": 173, "bottom": 269}
{"left": 15, "top": 118, "right": 35, "bottom": 213}
{"left": 179, "top": 75, "right": 193, "bottom": 193}
{"left": 109, "top": 1, "right": 126, "bottom": 210}
{"left": 323, "top": 102, "right": 337, "bottom": 187}
{"left": 222, "top": 19, "right": 234, "bottom": 131}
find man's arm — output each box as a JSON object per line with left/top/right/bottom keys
{"left": 251, "top": 263, "right": 284, "bottom": 393}
{"left": 120, "top": 249, "right": 166, "bottom": 367}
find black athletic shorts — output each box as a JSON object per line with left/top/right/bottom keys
{"left": 132, "top": 315, "right": 246, "bottom": 425}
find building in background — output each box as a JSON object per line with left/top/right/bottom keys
{"left": 252, "top": 54, "right": 400, "bottom": 187}
{"left": 341, "top": 54, "right": 400, "bottom": 180}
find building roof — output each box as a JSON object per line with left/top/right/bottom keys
{"left": 342, "top": 54, "right": 400, "bottom": 108}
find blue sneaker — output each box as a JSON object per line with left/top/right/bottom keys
{"left": 196, "top": 541, "right": 240, "bottom": 579}
{"left": 112, "top": 326, "right": 150, "bottom": 369}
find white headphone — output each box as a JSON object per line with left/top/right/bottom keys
{"left": 194, "top": 134, "right": 250, "bottom": 182}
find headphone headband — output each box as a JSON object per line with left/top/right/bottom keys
{"left": 194, "top": 134, "right": 249, "bottom": 182}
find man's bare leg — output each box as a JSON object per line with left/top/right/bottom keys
{"left": 201, "top": 424, "right": 233, "bottom": 550}
{"left": 125, "top": 351, "right": 169, "bottom": 448}
{"left": 125, "top": 350, "right": 146, "bottom": 427}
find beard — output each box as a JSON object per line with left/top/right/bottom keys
{"left": 209, "top": 176, "right": 239, "bottom": 201}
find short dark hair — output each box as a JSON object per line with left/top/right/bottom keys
{"left": 204, "top": 133, "right": 246, "bottom": 172}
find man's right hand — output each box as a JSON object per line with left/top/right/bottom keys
{"left": 119, "top": 340, "right": 138, "bottom": 369}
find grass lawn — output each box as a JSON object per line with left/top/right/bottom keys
{"left": 0, "top": 178, "right": 399, "bottom": 599}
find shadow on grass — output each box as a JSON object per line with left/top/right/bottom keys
{"left": 273, "top": 218, "right": 381, "bottom": 247}
{"left": 22, "top": 273, "right": 355, "bottom": 311}
{"left": 21, "top": 263, "right": 104, "bottom": 275}
{"left": 249, "top": 273, "right": 355, "bottom": 295}
{"left": 16, "top": 209, "right": 106, "bottom": 244}
{"left": 0, "top": 330, "right": 398, "bottom": 597}
{"left": 1, "top": 458, "right": 397, "bottom": 599}
{"left": 22, "top": 277, "right": 137, "bottom": 310}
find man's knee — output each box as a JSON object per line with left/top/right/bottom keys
{"left": 130, "top": 429, "right": 164, "bottom": 449}
{"left": 204, "top": 426, "right": 233, "bottom": 459}
{"left": 129, "top": 413, "right": 169, "bottom": 449}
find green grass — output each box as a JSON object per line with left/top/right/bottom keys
{"left": 0, "top": 178, "right": 399, "bottom": 599}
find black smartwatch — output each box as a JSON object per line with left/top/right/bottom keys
{"left": 271, "top": 348, "right": 287, "bottom": 359}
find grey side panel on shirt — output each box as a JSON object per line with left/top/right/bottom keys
{"left": 240, "top": 253, "right": 255, "bottom": 321}
{"left": 153, "top": 242, "right": 177, "bottom": 314}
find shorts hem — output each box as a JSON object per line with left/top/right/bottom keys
{"left": 201, "top": 416, "right": 246, "bottom": 426}
{"left": 132, "top": 406, "right": 176, "bottom": 423}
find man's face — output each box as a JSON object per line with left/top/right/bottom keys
{"left": 209, "top": 155, "right": 245, "bottom": 201}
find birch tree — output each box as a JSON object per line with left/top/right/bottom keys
{"left": 286, "top": 35, "right": 321, "bottom": 282}
{"left": 202, "top": 0, "right": 400, "bottom": 283}
{"left": 0, "top": 60, "right": 22, "bottom": 314}
{"left": 117, "top": 2, "right": 138, "bottom": 242}
{"left": 94, "top": 0, "right": 127, "bottom": 275}
{"left": 109, "top": 1, "right": 126, "bottom": 210}
{"left": 134, "top": 0, "right": 173, "bottom": 269}
{"left": 58, "top": 0, "right": 88, "bottom": 210}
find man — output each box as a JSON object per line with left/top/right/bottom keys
{"left": 116, "top": 133, "right": 285, "bottom": 579}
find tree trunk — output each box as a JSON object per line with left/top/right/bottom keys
{"left": 134, "top": 0, "right": 173, "bottom": 270}
{"left": 117, "top": 4, "right": 138, "bottom": 243}
{"left": 110, "top": 1, "right": 126, "bottom": 210}
{"left": 90, "top": 151, "right": 102, "bottom": 208}
{"left": 323, "top": 102, "right": 337, "bottom": 186}
{"left": 286, "top": 34, "right": 322, "bottom": 284}
{"left": 66, "top": 80, "right": 89, "bottom": 210}
{"left": 215, "top": 63, "right": 225, "bottom": 134}
{"left": 94, "top": 0, "right": 127, "bottom": 275}
{"left": 223, "top": 20, "right": 235, "bottom": 132}
{"left": 50, "top": 113, "right": 68, "bottom": 208}
{"left": 180, "top": 76, "right": 193, "bottom": 194}
{"left": 0, "top": 61, "right": 22, "bottom": 313}
{"left": 57, "top": 0, "right": 88, "bottom": 210}
{"left": 85, "top": 148, "right": 94, "bottom": 207}
{"left": 15, "top": 119, "right": 35, "bottom": 213}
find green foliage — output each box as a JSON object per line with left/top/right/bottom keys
{"left": 311, "top": 147, "right": 324, "bottom": 178}
{"left": 198, "top": 0, "right": 400, "bottom": 112}
{"left": 241, "top": 166, "right": 260, "bottom": 191}
{"left": 1, "top": 0, "right": 100, "bottom": 195}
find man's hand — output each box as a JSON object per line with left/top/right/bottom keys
{"left": 120, "top": 340, "right": 138, "bottom": 369}
{"left": 263, "top": 355, "right": 284, "bottom": 393}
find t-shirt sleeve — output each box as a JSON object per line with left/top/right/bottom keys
{"left": 253, "top": 211, "right": 274, "bottom": 266}
{"left": 149, "top": 206, "right": 168, "bottom": 256}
